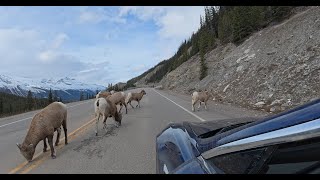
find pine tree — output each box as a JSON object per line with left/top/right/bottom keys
{"left": 0, "top": 98, "right": 3, "bottom": 115}
{"left": 59, "top": 97, "right": 63, "bottom": 102}
{"left": 80, "top": 91, "right": 84, "bottom": 101}
{"left": 27, "top": 90, "right": 33, "bottom": 110}
{"left": 48, "top": 88, "right": 53, "bottom": 104}
{"left": 199, "top": 32, "right": 208, "bottom": 80}
{"left": 114, "top": 84, "right": 119, "bottom": 91}
{"left": 9, "top": 104, "right": 12, "bottom": 114}
{"left": 53, "top": 90, "right": 58, "bottom": 102}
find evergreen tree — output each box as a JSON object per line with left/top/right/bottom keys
{"left": 59, "top": 97, "right": 63, "bottom": 102}
{"left": 199, "top": 32, "right": 208, "bottom": 80}
{"left": 129, "top": 6, "right": 295, "bottom": 85}
{"left": 0, "top": 98, "right": 3, "bottom": 115}
{"left": 53, "top": 90, "right": 58, "bottom": 102}
{"left": 9, "top": 104, "right": 12, "bottom": 114}
{"left": 27, "top": 90, "right": 33, "bottom": 110}
{"left": 80, "top": 91, "right": 83, "bottom": 101}
{"left": 48, "top": 88, "right": 53, "bottom": 104}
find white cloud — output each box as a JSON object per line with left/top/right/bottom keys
{"left": 38, "top": 33, "right": 70, "bottom": 63}
{"left": 79, "top": 11, "right": 103, "bottom": 24}
{"left": 119, "top": 6, "right": 204, "bottom": 39}
{"left": 38, "top": 50, "right": 57, "bottom": 62}
{"left": 0, "top": 7, "right": 205, "bottom": 86}
{"left": 0, "top": 28, "right": 44, "bottom": 66}
{"left": 119, "top": 6, "right": 165, "bottom": 21}
{"left": 78, "top": 68, "right": 99, "bottom": 74}
{"left": 78, "top": 7, "right": 126, "bottom": 24}
{"left": 0, "top": 27, "right": 89, "bottom": 79}
{"left": 52, "top": 33, "right": 69, "bottom": 49}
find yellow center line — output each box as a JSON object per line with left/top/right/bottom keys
{"left": 8, "top": 117, "right": 96, "bottom": 174}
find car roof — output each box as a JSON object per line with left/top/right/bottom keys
{"left": 196, "top": 99, "right": 320, "bottom": 156}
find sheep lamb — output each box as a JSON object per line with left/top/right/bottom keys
{"left": 126, "top": 89, "right": 146, "bottom": 108}
{"left": 17, "top": 102, "right": 68, "bottom": 162}
{"left": 94, "top": 98, "right": 122, "bottom": 136}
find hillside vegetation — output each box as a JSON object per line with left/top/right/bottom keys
{"left": 127, "top": 6, "right": 320, "bottom": 113}
{"left": 126, "top": 6, "right": 295, "bottom": 87}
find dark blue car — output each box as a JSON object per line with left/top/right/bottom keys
{"left": 156, "top": 99, "right": 320, "bottom": 174}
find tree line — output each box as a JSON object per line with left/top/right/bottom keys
{"left": 0, "top": 91, "right": 49, "bottom": 117}
{"left": 125, "top": 6, "right": 295, "bottom": 86}
{"left": 0, "top": 89, "right": 96, "bottom": 118}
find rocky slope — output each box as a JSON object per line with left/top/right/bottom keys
{"left": 135, "top": 64, "right": 164, "bottom": 87}
{"left": 158, "top": 6, "right": 320, "bottom": 113}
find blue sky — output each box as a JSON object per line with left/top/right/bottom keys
{"left": 0, "top": 6, "right": 204, "bottom": 86}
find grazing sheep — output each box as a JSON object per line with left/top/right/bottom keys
{"left": 126, "top": 89, "right": 146, "bottom": 108}
{"left": 191, "top": 90, "right": 213, "bottom": 112}
{"left": 107, "top": 92, "right": 127, "bottom": 114}
{"left": 17, "top": 102, "right": 68, "bottom": 162}
{"left": 94, "top": 98, "right": 122, "bottom": 136}
{"left": 96, "top": 91, "right": 111, "bottom": 99}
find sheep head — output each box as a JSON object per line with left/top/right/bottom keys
{"left": 141, "top": 90, "right": 146, "bottom": 95}
{"left": 205, "top": 89, "right": 215, "bottom": 100}
{"left": 115, "top": 112, "right": 123, "bottom": 125}
{"left": 17, "top": 143, "right": 35, "bottom": 162}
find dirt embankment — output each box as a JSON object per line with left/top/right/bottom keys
{"left": 158, "top": 7, "right": 320, "bottom": 113}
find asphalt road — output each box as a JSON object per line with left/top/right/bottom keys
{"left": 0, "top": 88, "right": 267, "bottom": 174}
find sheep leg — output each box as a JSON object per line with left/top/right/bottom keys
{"left": 128, "top": 101, "right": 134, "bottom": 108}
{"left": 124, "top": 102, "right": 128, "bottom": 114}
{"left": 103, "top": 115, "right": 108, "bottom": 132}
{"left": 95, "top": 114, "right": 100, "bottom": 136}
{"left": 62, "top": 119, "right": 68, "bottom": 145}
{"left": 204, "top": 101, "right": 208, "bottom": 110}
{"left": 198, "top": 101, "right": 201, "bottom": 110}
{"left": 55, "top": 127, "right": 61, "bottom": 146}
{"left": 114, "top": 116, "right": 120, "bottom": 128}
{"left": 43, "top": 138, "right": 48, "bottom": 152}
{"left": 47, "top": 135, "right": 56, "bottom": 159}
{"left": 119, "top": 103, "right": 123, "bottom": 113}
{"left": 192, "top": 100, "right": 195, "bottom": 112}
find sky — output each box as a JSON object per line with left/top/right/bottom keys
{"left": 0, "top": 6, "right": 205, "bottom": 86}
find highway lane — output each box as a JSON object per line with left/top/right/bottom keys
{"left": 0, "top": 99, "right": 97, "bottom": 173}
{"left": 1, "top": 88, "right": 267, "bottom": 174}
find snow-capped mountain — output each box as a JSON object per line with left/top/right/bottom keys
{"left": 0, "top": 74, "right": 105, "bottom": 101}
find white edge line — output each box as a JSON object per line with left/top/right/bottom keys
{"left": 153, "top": 89, "right": 206, "bottom": 122}
{"left": 0, "top": 117, "right": 32, "bottom": 128}
{"left": 0, "top": 100, "right": 94, "bottom": 128}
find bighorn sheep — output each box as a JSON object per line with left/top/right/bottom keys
{"left": 17, "top": 102, "right": 68, "bottom": 162}
{"left": 191, "top": 90, "right": 213, "bottom": 112}
{"left": 107, "top": 92, "right": 127, "bottom": 114}
{"left": 94, "top": 98, "right": 122, "bottom": 136}
{"left": 96, "top": 91, "right": 111, "bottom": 99}
{"left": 126, "top": 89, "right": 146, "bottom": 108}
